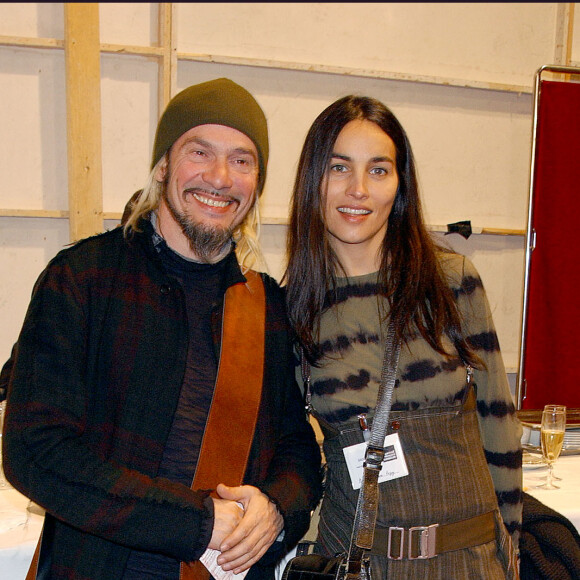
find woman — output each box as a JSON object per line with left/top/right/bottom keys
{"left": 284, "top": 95, "right": 522, "bottom": 578}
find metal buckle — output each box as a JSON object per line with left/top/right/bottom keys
{"left": 408, "top": 524, "right": 439, "bottom": 559}
{"left": 364, "top": 445, "right": 385, "bottom": 470}
{"left": 387, "top": 527, "right": 405, "bottom": 560}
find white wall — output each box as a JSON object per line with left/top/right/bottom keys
{"left": 1, "top": 2, "right": 578, "bottom": 379}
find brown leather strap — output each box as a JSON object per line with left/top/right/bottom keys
{"left": 181, "top": 271, "right": 266, "bottom": 580}
{"left": 25, "top": 536, "right": 41, "bottom": 580}
{"left": 372, "top": 510, "right": 496, "bottom": 560}
{"left": 463, "top": 382, "right": 477, "bottom": 411}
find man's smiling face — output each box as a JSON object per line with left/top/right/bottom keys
{"left": 156, "top": 123, "right": 259, "bottom": 262}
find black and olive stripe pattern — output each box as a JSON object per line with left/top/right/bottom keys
{"left": 304, "top": 252, "right": 523, "bottom": 549}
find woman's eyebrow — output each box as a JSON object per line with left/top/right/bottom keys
{"left": 330, "top": 152, "right": 395, "bottom": 163}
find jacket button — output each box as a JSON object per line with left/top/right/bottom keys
{"left": 160, "top": 284, "right": 171, "bottom": 294}
{"left": 391, "top": 420, "right": 401, "bottom": 430}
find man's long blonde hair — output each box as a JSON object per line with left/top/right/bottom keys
{"left": 122, "top": 155, "right": 267, "bottom": 272}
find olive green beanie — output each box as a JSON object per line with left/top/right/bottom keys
{"left": 151, "top": 78, "right": 269, "bottom": 194}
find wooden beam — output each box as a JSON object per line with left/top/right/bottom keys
{"left": 0, "top": 35, "right": 63, "bottom": 50}
{"left": 176, "top": 52, "right": 533, "bottom": 95}
{"left": 566, "top": 3, "right": 575, "bottom": 65}
{"left": 0, "top": 209, "right": 527, "bottom": 236}
{"left": 64, "top": 3, "right": 103, "bottom": 242}
{"left": 0, "top": 209, "right": 69, "bottom": 219}
{"left": 100, "top": 42, "right": 164, "bottom": 57}
{"left": 103, "top": 212, "right": 123, "bottom": 221}
{"left": 258, "top": 217, "right": 526, "bottom": 235}
{"left": 0, "top": 34, "right": 533, "bottom": 95}
{"left": 554, "top": 3, "right": 573, "bottom": 65}
{"left": 158, "top": 3, "right": 177, "bottom": 112}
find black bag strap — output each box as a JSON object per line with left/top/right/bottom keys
{"left": 301, "top": 320, "right": 401, "bottom": 576}
{"left": 346, "top": 320, "right": 400, "bottom": 574}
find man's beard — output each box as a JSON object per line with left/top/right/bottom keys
{"left": 164, "top": 190, "right": 234, "bottom": 262}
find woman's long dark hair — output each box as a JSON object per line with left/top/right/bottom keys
{"left": 283, "top": 95, "right": 480, "bottom": 367}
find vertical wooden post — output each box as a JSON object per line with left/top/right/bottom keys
{"left": 64, "top": 3, "right": 103, "bottom": 242}
{"left": 158, "top": 3, "right": 177, "bottom": 113}
{"left": 554, "top": 3, "right": 574, "bottom": 66}
{"left": 566, "top": 3, "right": 575, "bottom": 65}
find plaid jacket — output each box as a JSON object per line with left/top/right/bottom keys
{"left": 4, "top": 219, "right": 322, "bottom": 579}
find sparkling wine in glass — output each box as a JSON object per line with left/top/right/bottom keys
{"left": 539, "top": 406, "right": 566, "bottom": 489}
{"left": 543, "top": 405, "right": 566, "bottom": 480}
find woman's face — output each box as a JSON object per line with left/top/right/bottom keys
{"left": 323, "top": 119, "right": 399, "bottom": 275}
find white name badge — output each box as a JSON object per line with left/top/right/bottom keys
{"left": 343, "top": 433, "right": 409, "bottom": 490}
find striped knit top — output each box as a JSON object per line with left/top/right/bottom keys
{"left": 305, "top": 251, "right": 523, "bottom": 544}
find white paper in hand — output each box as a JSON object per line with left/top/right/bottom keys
{"left": 199, "top": 548, "right": 249, "bottom": 580}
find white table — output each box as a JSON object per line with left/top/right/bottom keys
{"left": 523, "top": 453, "right": 580, "bottom": 532}
{"left": 4, "top": 455, "right": 577, "bottom": 580}
{"left": 0, "top": 487, "right": 44, "bottom": 580}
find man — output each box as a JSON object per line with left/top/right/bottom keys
{"left": 3, "top": 78, "right": 322, "bottom": 579}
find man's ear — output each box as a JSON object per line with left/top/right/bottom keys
{"left": 154, "top": 157, "right": 168, "bottom": 182}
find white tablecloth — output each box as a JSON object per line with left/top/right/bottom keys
{"left": 524, "top": 453, "right": 580, "bottom": 532}
{"left": 2, "top": 455, "right": 578, "bottom": 580}
{"left": 0, "top": 488, "right": 44, "bottom": 580}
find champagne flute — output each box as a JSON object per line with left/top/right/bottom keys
{"left": 543, "top": 405, "right": 566, "bottom": 480}
{"left": 538, "top": 406, "right": 566, "bottom": 489}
